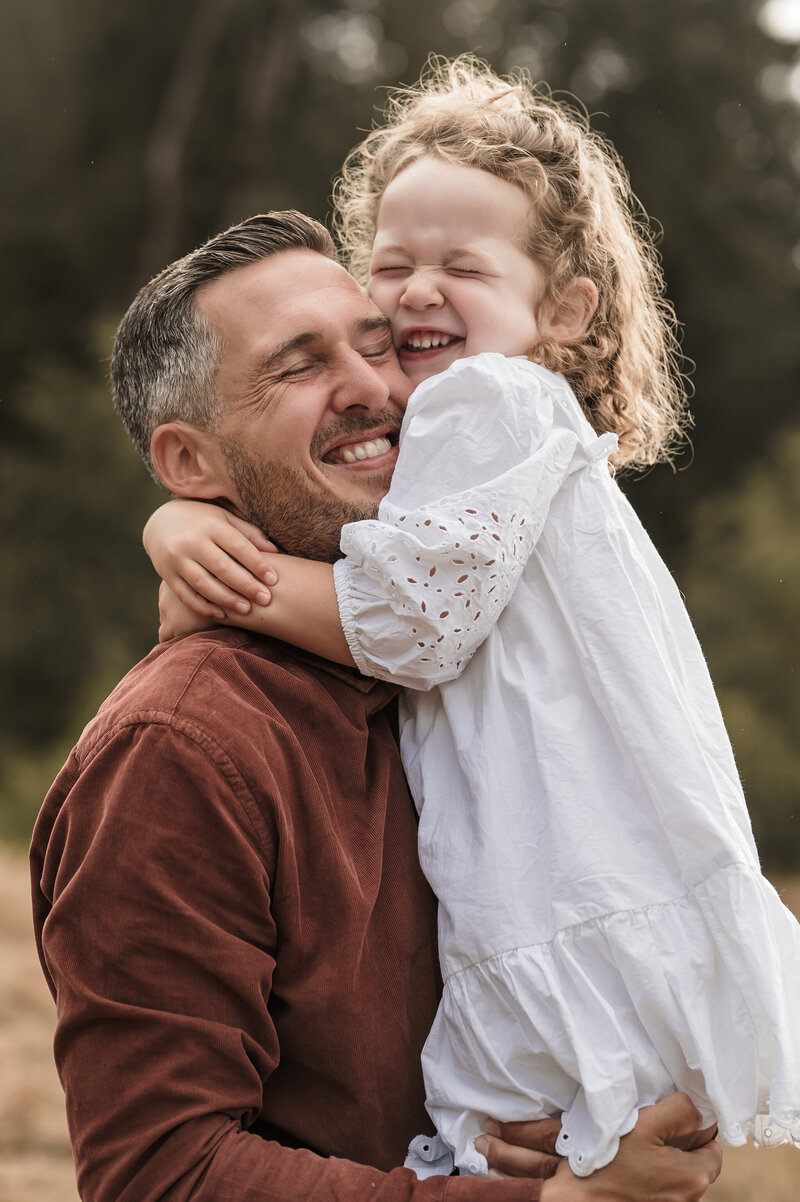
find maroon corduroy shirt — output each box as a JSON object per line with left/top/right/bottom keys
{"left": 31, "top": 629, "right": 544, "bottom": 1202}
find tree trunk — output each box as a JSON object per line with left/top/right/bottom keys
{"left": 137, "top": 0, "right": 238, "bottom": 282}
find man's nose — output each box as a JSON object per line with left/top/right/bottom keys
{"left": 329, "top": 347, "right": 392, "bottom": 414}
{"left": 399, "top": 267, "right": 444, "bottom": 311}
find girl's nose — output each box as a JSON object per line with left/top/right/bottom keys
{"left": 400, "top": 268, "right": 444, "bottom": 310}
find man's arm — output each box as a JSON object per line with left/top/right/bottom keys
{"left": 32, "top": 717, "right": 720, "bottom": 1202}
{"left": 31, "top": 719, "right": 543, "bottom": 1202}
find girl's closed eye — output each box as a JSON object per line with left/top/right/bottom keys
{"left": 372, "top": 264, "right": 412, "bottom": 277}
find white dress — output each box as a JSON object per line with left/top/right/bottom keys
{"left": 332, "top": 354, "right": 800, "bottom": 1177}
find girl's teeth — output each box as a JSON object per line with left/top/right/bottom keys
{"left": 407, "top": 333, "right": 454, "bottom": 350}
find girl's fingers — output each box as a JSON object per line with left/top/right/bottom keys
{"left": 169, "top": 575, "right": 228, "bottom": 620}
{"left": 224, "top": 511, "right": 279, "bottom": 553}
{"left": 182, "top": 563, "right": 272, "bottom": 613}
{"left": 209, "top": 533, "right": 279, "bottom": 592}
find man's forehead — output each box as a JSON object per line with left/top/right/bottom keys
{"left": 197, "top": 249, "right": 372, "bottom": 334}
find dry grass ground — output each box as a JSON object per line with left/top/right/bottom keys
{"left": 3, "top": 846, "right": 798, "bottom": 1201}
{"left": 0, "top": 844, "right": 79, "bottom": 1202}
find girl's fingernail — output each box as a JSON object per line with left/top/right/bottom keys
{"left": 234, "top": 600, "right": 251, "bottom": 614}
{"left": 474, "top": 1135, "right": 489, "bottom": 1157}
{"left": 264, "top": 570, "right": 277, "bottom": 585}
{"left": 255, "top": 591, "right": 270, "bottom": 606}
{"left": 484, "top": 1120, "right": 501, "bottom": 1136}
{"left": 213, "top": 610, "right": 226, "bottom": 620}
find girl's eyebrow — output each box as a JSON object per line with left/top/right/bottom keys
{"left": 371, "top": 244, "right": 411, "bottom": 259}
{"left": 372, "top": 244, "right": 491, "bottom": 266}
{"left": 444, "top": 247, "right": 492, "bottom": 265}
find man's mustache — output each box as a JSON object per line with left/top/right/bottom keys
{"left": 310, "top": 409, "right": 402, "bottom": 460}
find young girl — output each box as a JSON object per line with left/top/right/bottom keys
{"left": 145, "top": 57, "right": 800, "bottom": 1179}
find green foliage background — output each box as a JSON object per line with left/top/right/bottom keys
{"left": 1, "top": 0, "right": 798, "bottom": 864}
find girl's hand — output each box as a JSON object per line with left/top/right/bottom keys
{"left": 158, "top": 582, "right": 215, "bottom": 643}
{"left": 144, "top": 500, "right": 279, "bottom": 619}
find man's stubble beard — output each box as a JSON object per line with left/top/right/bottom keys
{"left": 221, "top": 426, "right": 393, "bottom": 563}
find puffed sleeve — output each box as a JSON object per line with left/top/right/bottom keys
{"left": 335, "top": 355, "right": 585, "bottom": 690}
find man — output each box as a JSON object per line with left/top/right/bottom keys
{"left": 31, "top": 213, "right": 721, "bottom": 1201}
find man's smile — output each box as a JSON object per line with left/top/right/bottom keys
{"left": 316, "top": 417, "right": 401, "bottom": 471}
{"left": 326, "top": 435, "right": 393, "bottom": 464}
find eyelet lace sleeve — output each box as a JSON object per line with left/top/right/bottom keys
{"left": 334, "top": 355, "right": 585, "bottom": 690}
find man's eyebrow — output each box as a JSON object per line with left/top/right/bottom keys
{"left": 250, "top": 316, "right": 392, "bottom": 387}
{"left": 252, "top": 332, "right": 319, "bottom": 382}
{"left": 355, "top": 315, "right": 393, "bottom": 337}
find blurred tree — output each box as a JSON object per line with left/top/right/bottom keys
{"left": 681, "top": 426, "right": 800, "bottom": 866}
{"left": 0, "top": 335, "right": 163, "bottom": 746}
{"left": 1, "top": 0, "right": 798, "bottom": 855}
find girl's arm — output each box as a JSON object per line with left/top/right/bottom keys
{"left": 219, "top": 557, "right": 354, "bottom": 666}
{"left": 146, "top": 499, "right": 354, "bottom": 665}
{"left": 335, "top": 357, "right": 586, "bottom": 690}
{"left": 156, "top": 572, "right": 354, "bottom": 666}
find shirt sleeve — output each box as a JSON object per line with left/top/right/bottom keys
{"left": 335, "top": 356, "right": 582, "bottom": 690}
{"left": 34, "top": 719, "right": 543, "bottom": 1202}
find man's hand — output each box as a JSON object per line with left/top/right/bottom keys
{"left": 540, "top": 1093, "right": 720, "bottom": 1201}
{"left": 476, "top": 1116, "right": 561, "bottom": 1181}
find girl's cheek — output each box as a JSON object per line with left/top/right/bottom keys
{"left": 367, "top": 278, "right": 397, "bottom": 316}
{"left": 366, "top": 277, "right": 384, "bottom": 306}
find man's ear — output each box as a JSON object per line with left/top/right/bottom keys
{"left": 150, "top": 422, "right": 234, "bottom": 502}
{"left": 541, "top": 278, "right": 599, "bottom": 343}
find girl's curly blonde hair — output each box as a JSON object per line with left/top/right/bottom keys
{"left": 333, "top": 55, "right": 690, "bottom": 470}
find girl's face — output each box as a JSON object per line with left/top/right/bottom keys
{"left": 368, "top": 157, "right": 545, "bottom": 389}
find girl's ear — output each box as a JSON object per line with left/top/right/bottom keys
{"left": 541, "top": 278, "right": 599, "bottom": 343}
{"left": 150, "top": 422, "right": 234, "bottom": 502}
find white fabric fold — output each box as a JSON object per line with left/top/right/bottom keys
{"left": 424, "top": 863, "right": 800, "bottom": 1174}
{"left": 333, "top": 355, "right": 800, "bottom": 1177}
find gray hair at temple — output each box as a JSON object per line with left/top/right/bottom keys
{"left": 111, "top": 211, "right": 337, "bottom": 480}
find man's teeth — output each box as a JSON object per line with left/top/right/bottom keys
{"left": 338, "top": 436, "right": 392, "bottom": 464}
{"left": 406, "top": 332, "right": 456, "bottom": 350}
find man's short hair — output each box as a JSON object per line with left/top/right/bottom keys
{"left": 111, "top": 211, "right": 337, "bottom": 479}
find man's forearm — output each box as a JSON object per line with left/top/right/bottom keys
{"left": 162, "top": 1126, "right": 545, "bottom": 1202}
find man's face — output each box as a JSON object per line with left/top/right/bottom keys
{"left": 197, "top": 250, "right": 411, "bottom": 561}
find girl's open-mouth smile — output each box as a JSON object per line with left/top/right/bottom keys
{"left": 398, "top": 329, "right": 465, "bottom": 362}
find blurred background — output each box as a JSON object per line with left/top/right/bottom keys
{"left": 4, "top": 0, "right": 798, "bottom": 867}
{"left": 0, "top": 1, "right": 799, "bottom": 1197}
